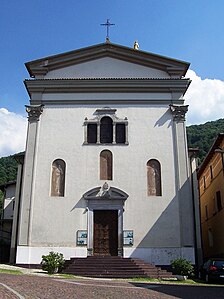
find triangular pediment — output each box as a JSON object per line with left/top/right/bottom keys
{"left": 25, "top": 42, "right": 190, "bottom": 79}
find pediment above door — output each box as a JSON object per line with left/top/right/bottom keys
{"left": 83, "top": 182, "right": 129, "bottom": 201}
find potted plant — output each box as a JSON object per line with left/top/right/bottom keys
{"left": 170, "top": 258, "right": 194, "bottom": 280}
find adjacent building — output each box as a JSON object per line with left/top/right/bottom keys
{"left": 0, "top": 181, "right": 16, "bottom": 262}
{"left": 198, "top": 133, "right": 224, "bottom": 259}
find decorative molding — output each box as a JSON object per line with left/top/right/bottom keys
{"left": 31, "top": 98, "right": 185, "bottom": 106}
{"left": 25, "top": 105, "right": 44, "bottom": 122}
{"left": 24, "top": 78, "right": 191, "bottom": 98}
{"left": 84, "top": 108, "right": 128, "bottom": 145}
{"left": 87, "top": 248, "right": 93, "bottom": 256}
{"left": 170, "top": 104, "right": 188, "bottom": 121}
{"left": 25, "top": 42, "right": 190, "bottom": 78}
{"left": 96, "top": 182, "right": 110, "bottom": 198}
{"left": 95, "top": 107, "right": 117, "bottom": 115}
{"left": 84, "top": 108, "right": 128, "bottom": 124}
{"left": 83, "top": 184, "right": 129, "bottom": 201}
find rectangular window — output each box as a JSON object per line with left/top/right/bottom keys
{"left": 205, "top": 205, "right": 208, "bottom": 220}
{"left": 203, "top": 176, "right": 206, "bottom": 189}
{"left": 210, "top": 165, "right": 213, "bottom": 180}
{"left": 216, "top": 191, "right": 222, "bottom": 211}
{"left": 213, "top": 197, "right": 217, "bottom": 215}
{"left": 87, "top": 124, "right": 97, "bottom": 143}
{"left": 116, "top": 123, "right": 126, "bottom": 144}
{"left": 77, "top": 230, "right": 87, "bottom": 246}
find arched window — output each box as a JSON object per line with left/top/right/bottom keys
{"left": 147, "top": 159, "right": 162, "bottom": 196}
{"left": 100, "top": 150, "right": 113, "bottom": 180}
{"left": 100, "top": 117, "right": 113, "bottom": 143}
{"left": 51, "top": 159, "right": 66, "bottom": 197}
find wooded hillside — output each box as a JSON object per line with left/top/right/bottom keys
{"left": 187, "top": 118, "right": 224, "bottom": 164}
{"left": 0, "top": 155, "right": 18, "bottom": 186}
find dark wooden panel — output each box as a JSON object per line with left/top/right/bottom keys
{"left": 94, "top": 210, "right": 118, "bottom": 256}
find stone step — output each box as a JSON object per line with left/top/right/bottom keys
{"left": 62, "top": 257, "right": 174, "bottom": 279}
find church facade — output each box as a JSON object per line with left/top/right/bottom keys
{"left": 14, "top": 42, "right": 198, "bottom": 266}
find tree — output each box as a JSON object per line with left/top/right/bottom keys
{"left": 187, "top": 118, "right": 224, "bottom": 165}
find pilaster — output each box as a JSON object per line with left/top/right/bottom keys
{"left": 17, "top": 105, "right": 44, "bottom": 248}
{"left": 170, "top": 104, "right": 194, "bottom": 249}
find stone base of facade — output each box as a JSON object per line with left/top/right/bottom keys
{"left": 16, "top": 246, "right": 87, "bottom": 264}
{"left": 16, "top": 246, "right": 195, "bottom": 265}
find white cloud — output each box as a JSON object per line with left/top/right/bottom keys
{"left": 0, "top": 108, "right": 27, "bottom": 158}
{"left": 185, "top": 70, "right": 224, "bottom": 125}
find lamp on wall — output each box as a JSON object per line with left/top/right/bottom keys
{"left": 214, "top": 147, "right": 224, "bottom": 174}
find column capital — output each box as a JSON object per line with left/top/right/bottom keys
{"left": 25, "top": 105, "right": 44, "bottom": 122}
{"left": 170, "top": 104, "right": 188, "bottom": 121}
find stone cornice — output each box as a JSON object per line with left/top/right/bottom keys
{"left": 30, "top": 99, "right": 185, "bottom": 105}
{"left": 25, "top": 42, "right": 190, "bottom": 78}
{"left": 24, "top": 78, "right": 191, "bottom": 98}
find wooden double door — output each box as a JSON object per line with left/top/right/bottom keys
{"left": 93, "top": 210, "right": 118, "bottom": 256}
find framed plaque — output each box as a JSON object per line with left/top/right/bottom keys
{"left": 123, "top": 230, "right": 133, "bottom": 246}
{"left": 77, "top": 230, "right": 87, "bottom": 246}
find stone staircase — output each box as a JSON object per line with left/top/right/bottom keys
{"left": 62, "top": 256, "right": 173, "bottom": 279}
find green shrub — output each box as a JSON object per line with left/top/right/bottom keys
{"left": 41, "top": 251, "right": 65, "bottom": 274}
{"left": 170, "top": 258, "right": 194, "bottom": 277}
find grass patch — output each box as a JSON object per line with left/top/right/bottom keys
{"left": 52, "top": 274, "right": 223, "bottom": 286}
{"left": 163, "top": 279, "right": 199, "bottom": 285}
{"left": 0, "top": 269, "right": 23, "bottom": 275}
{"left": 127, "top": 277, "right": 160, "bottom": 283}
{"left": 56, "top": 273, "right": 84, "bottom": 279}
{"left": 120, "top": 277, "right": 207, "bottom": 285}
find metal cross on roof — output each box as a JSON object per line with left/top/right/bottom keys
{"left": 100, "top": 19, "right": 115, "bottom": 41}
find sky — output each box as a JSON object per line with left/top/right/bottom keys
{"left": 1, "top": 0, "right": 224, "bottom": 157}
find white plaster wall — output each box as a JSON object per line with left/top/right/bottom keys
{"left": 16, "top": 246, "right": 195, "bottom": 265}
{"left": 28, "top": 103, "right": 181, "bottom": 251}
{"left": 44, "top": 57, "right": 170, "bottom": 79}
{"left": 3, "top": 184, "right": 16, "bottom": 219}
{"left": 124, "top": 247, "right": 195, "bottom": 265}
{"left": 17, "top": 246, "right": 87, "bottom": 264}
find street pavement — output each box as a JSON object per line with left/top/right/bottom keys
{"left": 0, "top": 264, "right": 224, "bottom": 299}
{"left": 0, "top": 273, "right": 224, "bottom": 299}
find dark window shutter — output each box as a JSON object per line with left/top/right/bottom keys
{"left": 116, "top": 124, "right": 125, "bottom": 144}
{"left": 87, "top": 124, "right": 97, "bottom": 143}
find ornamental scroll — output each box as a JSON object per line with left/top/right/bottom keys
{"left": 25, "top": 105, "right": 44, "bottom": 122}
{"left": 170, "top": 104, "right": 188, "bottom": 121}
